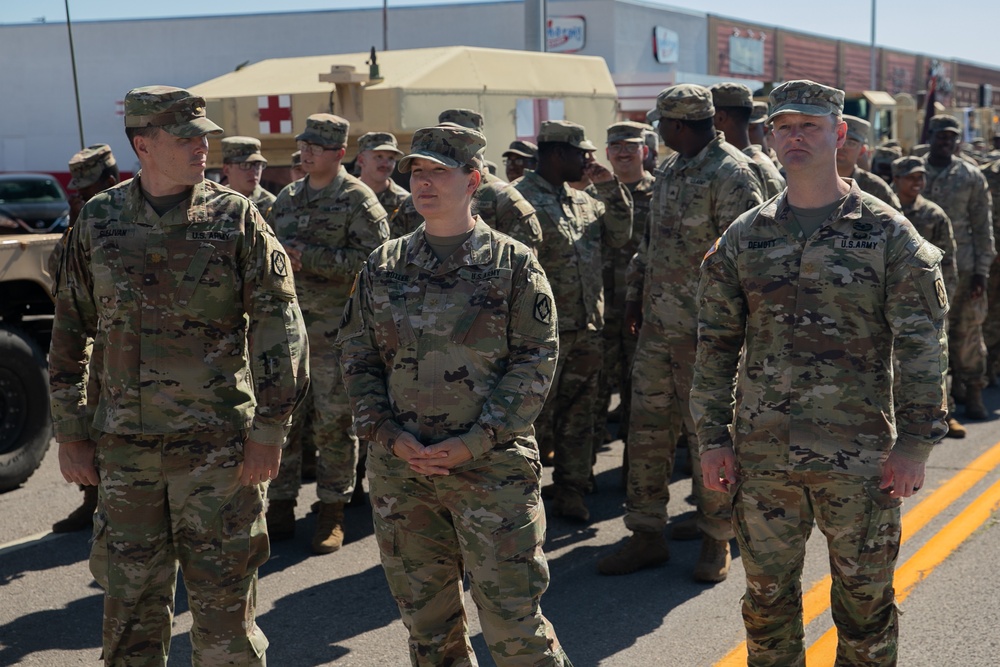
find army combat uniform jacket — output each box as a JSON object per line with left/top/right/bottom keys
{"left": 49, "top": 177, "right": 309, "bottom": 446}
{"left": 515, "top": 171, "right": 633, "bottom": 332}
{"left": 627, "top": 132, "right": 764, "bottom": 342}
{"left": 743, "top": 145, "right": 786, "bottom": 199}
{"left": 377, "top": 179, "right": 410, "bottom": 224}
{"left": 604, "top": 172, "right": 654, "bottom": 322}
{"left": 269, "top": 167, "right": 389, "bottom": 315}
{"left": 338, "top": 218, "right": 559, "bottom": 478}
{"left": 691, "top": 183, "right": 950, "bottom": 477}
{"left": 923, "top": 158, "right": 996, "bottom": 277}
{"left": 250, "top": 184, "right": 276, "bottom": 220}
{"left": 902, "top": 194, "right": 959, "bottom": 299}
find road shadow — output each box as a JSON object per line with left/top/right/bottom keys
{"left": 0, "top": 587, "right": 103, "bottom": 662}
{"left": 0, "top": 530, "right": 90, "bottom": 586}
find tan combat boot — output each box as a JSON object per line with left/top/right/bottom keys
{"left": 312, "top": 502, "right": 345, "bottom": 554}
{"left": 965, "top": 386, "right": 988, "bottom": 420}
{"left": 670, "top": 514, "right": 704, "bottom": 541}
{"left": 946, "top": 416, "right": 967, "bottom": 438}
{"left": 547, "top": 486, "right": 590, "bottom": 523}
{"left": 52, "top": 485, "right": 98, "bottom": 533}
{"left": 265, "top": 499, "right": 296, "bottom": 542}
{"left": 693, "top": 538, "right": 731, "bottom": 583}
{"left": 598, "top": 531, "right": 670, "bottom": 575}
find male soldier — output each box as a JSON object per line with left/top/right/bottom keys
{"left": 289, "top": 150, "right": 305, "bottom": 181}
{"left": 893, "top": 155, "right": 965, "bottom": 437}
{"left": 390, "top": 108, "right": 543, "bottom": 250}
{"left": 922, "top": 114, "right": 996, "bottom": 419}
{"left": 748, "top": 101, "right": 780, "bottom": 168}
{"left": 642, "top": 129, "right": 660, "bottom": 173}
{"left": 871, "top": 144, "right": 903, "bottom": 185}
{"left": 355, "top": 131, "right": 408, "bottom": 220}
{"left": 221, "top": 136, "right": 276, "bottom": 219}
{"left": 693, "top": 79, "right": 948, "bottom": 667}
{"left": 598, "top": 84, "right": 763, "bottom": 582}
{"left": 837, "top": 116, "right": 901, "bottom": 209}
{"left": 515, "top": 120, "right": 633, "bottom": 522}
{"left": 711, "top": 82, "right": 786, "bottom": 199}
{"left": 597, "top": 121, "right": 654, "bottom": 447}
{"left": 49, "top": 143, "right": 119, "bottom": 533}
{"left": 502, "top": 139, "right": 538, "bottom": 182}
{"left": 50, "top": 85, "right": 309, "bottom": 665}
{"left": 981, "top": 156, "right": 1000, "bottom": 385}
{"left": 268, "top": 113, "right": 389, "bottom": 553}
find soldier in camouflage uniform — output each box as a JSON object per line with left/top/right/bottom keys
{"left": 49, "top": 144, "right": 120, "bottom": 533}
{"left": 981, "top": 157, "right": 1000, "bottom": 384}
{"left": 338, "top": 124, "right": 572, "bottom": 667}
{"left": 922, "top": 114, "right": 996, "bottom": 419}
{"left": 642, "top": 129, "right": 661, "bottom": 173}
{"left": 837, "top": 116, "right": 901, "bottom": 209}
{"left": 221, "top": 136, "right": 276, "bottom": 218}
{"left": 268, "top": 113, "right": 390, "bottom": 553}
{"left": 514, "top": 120, "right": 633, "bottom": 522}
{"left": 748, "top": 101, "right": 780, "bottom": 169}
{"left": 389, "top": 109, "right": 543, "bottom": 250}
{"left": 49, "top": 85, "right": 309, "bottom": 666}
{"left": 502, "top": 139, "right": 538, "bottom": 182}
{"left": 711, "top": 82, "right": 786, "bottom": 199}
{"left": 356, "top": 131, "right": 409, "bottom": 220}
{"left": 597, "top": 121, "right": 654, "bottom": 447}
{"left": 289, "top": 149, "right": 305, "bottom": 182}
{"left": 598, "top": 84, "right": 763, "bottom": 582}
{"left": 871, "top": 144, "right": 903, "bottom": 185}
{"left": 693, "top": 80, "right": 948, "bottom": 667}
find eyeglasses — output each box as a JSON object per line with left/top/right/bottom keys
{"left": 504, "top": 157, "right": 535, "bottom": 167}
{"left": 236, "top": 162, "right": 265, "bottom": 172}
{"left": 608, "top": 143, "right": 641, "bottom": 155}
{"left": 296, "top": 141, "right": 342, "bottom": 156}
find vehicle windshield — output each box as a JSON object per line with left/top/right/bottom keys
{"left": 0, "top": 179, "right": 66, "bottom": 204}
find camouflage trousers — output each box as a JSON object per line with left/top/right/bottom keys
{"left": 270, "top": 312, "right": 358, "bottom": 503}
{"left": 535, "top": 329, "right": 602, "bottom": 493}
{"left": 948, "top": 275, "right": 989, "bottom": 388}
{"left": 268, "top": 385, "right": 315, "bottom": 500}
{"left": 91, "top": 432, "right": 269, "bottom": 666}
{"left": 734, "top": 471, "right": 901, "bottom": 667}
{"left": 595, "top": 317, "right": 637, "bottom": 444}
{"left": 369, "top": 455, "right": 572, "bottom": 667}
{"left": 625, "top": 324, "right": 733, "bottom": 539}
{"left": 985, "top": 265, "right": 1000, "bottom": 377}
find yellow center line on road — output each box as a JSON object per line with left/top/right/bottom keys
{"left": 806, "top": 473, "right": 1000, "bottom": 665}
{"left": 715, "top": 439, "right": 1000, "bottom": 667}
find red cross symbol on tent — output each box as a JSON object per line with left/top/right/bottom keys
{"left": 258, "top": 95, "right": 292, "bottom": 134}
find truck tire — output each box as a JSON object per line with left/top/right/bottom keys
{"left": 0, "top": 326, "right": 52, "bottom": 492}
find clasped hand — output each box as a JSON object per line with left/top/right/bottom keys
{"left": 392, "top": 432, "right": 473, "bottom": 475}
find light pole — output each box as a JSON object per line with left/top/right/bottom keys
{"left": 870, "top": 0, "right": 877, "bottom": 89}
{"left": 65, "top": 0, "right": 85, "bottom": 150}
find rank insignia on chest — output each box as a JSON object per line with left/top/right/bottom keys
{"left": 272, "top": 250, "right": 288, "bottom": 277}
{"left": 533, "top": 294, "right": 553, "bottom": 325}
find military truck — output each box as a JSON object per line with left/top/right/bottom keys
{"left": 0, "top": 230, "right": 59, "bottom": 491}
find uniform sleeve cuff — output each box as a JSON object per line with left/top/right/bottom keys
{"left": 249, "top": 421, "right": 289, "bottom": 446}
{"left": 53, "top": 418, "right": 92, "bottom": 444}
{"left": 891, "top": 436, "right": 934, "bottom": 464}
{"left": 697, "top": 429, "right": 734, "bottom": 455}
{"left": 459, "top": 424, "right": 495, "bottom": 459}
{"left": 375, "top": 420, "right": 405, "bottom": 450}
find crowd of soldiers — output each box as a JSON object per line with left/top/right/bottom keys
{"left": 46, "top": 77, "right": 995, "bottom": 665}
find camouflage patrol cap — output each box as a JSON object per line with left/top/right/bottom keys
{"left": 537, "top": 120, "right": 597, "bottom": 151}
{"left": 710, "top": 82, "right": 754, "bottom": 109}
{"left": 438, "top": 109, "right": 485, "bottom": 131}
{"left": 357, "top": 131, "right": 403, "bottom": 155}
{"left": 68, "top": 144, "right": 116, "bottom": 190}
{"left": 295, "top": 113, "right": 349, "bottom": 147}
{"left": 750, "top": 101, "right": 769, "bottom": 124}
{"left": 290, "top": 150, "right": 302, "bottom": 167}
{"left": 928, "top": 115, "right": 961, "bottom": 135}
{"left": 606, "top": 121, "right": 649, "bottom": 144}
{"left": 892, "top": 155, "right": 927, "bottom": 179}
{"left": 502, "top": 140, "right": 538, "bottom": 159}
{"left": 767, "top": 80, "right": 845, "bottom": 123}
{"left": 642, "top": 129, "right": 659, "bottom": 150}
{"left": 221, "top": 136, "right": 266, "bottom": 164}
{"left": 843, "top": 115, "right": 872, "bottom": 144}
{"left": 872, "top": 145, "right": 903, "bottom": 166}
{"left": 397, "top": 124, "right": 487, "bottom": 173}
{"left": 647, "top": 84, "right": 715, "bottom": 123}
{"left": 124, "top": 85, "right": 222, "bottom": 137}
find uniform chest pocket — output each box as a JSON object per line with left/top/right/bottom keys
{"left": 91, "top": 243, "right": 134, "bottom": 318}
{"left": 372, "top": 281, "right": 418, "bottom": 351}
{"left": 176, "top": 244, "right": 238, "bottom": 314}
{"left": 451, "top": 281, "right": 510, "bottom": 346}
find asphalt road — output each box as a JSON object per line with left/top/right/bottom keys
{"left": 2, "top": 390, "right": 999, "bottom": 666}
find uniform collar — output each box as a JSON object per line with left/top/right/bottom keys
{"left": 404, "top": 216, "right": 494, "bottom": 274}
{"left": 765, "top": 178, "right": 865, "bottom": 225}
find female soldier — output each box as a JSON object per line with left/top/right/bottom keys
{"left": 338, "top": 124, "right": 571, "bottom": 666}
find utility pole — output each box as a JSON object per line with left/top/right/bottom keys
{"left": 525, "top": 0, "right": 547, "bottom": 52}
{"left": 870, "top": 0, "right": 877, "bottom": 89}
{"left": 65, "top": 0, "right": 85, "bottom": 150}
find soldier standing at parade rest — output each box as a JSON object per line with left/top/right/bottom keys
{"left": 502, "top": 139, "right": 538, "bottom": 182}
{"left": 515, "top": 120, "right": 633, "bottom": 522}
{"left": 922, "top": 114, "right": 996, "bottom": 420}
{"left": 49, "top": 85, "right": 309, "bottom": 665}
{"left": 267, "top": 113, "right": 389, "bottom": 553}
{"left": 355, "top": 131, "right": 409, "bottom": 220}
{"left": 711, "top": 82, "right": 786, "bottom": 199}
{"left": 837, "top": 116, "right": 901, "bottom": 209}
{"left": 49, "top": 144, "right": 119, "bottom": 533}
{"left": 221, "top": 135, "right": 276, "bottom": 219}
{"left": 693, "top": 80, "right": 949, "bottom": 666}
{"left": 598, "top": 84, "right": 762, "bottom": 582}
{"left": 338, "top": 123, "right": 572, "bottom": 667}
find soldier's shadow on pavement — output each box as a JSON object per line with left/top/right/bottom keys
{"left": 0, "top": 531, "right": 91, "bottom": 585}
{"left": 256, "top": 503, "right": 376, "bottom": 578}
{"left": 0, "top": 589, "right": 103, "bottom": 662}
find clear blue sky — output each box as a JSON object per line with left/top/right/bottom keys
{"left": 4, "top": 0, "right": 998, "bottom": 69}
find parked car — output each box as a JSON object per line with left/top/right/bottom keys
{"left": 0, "top": 173, "right": 70, "bottom": 235}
